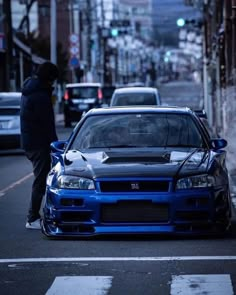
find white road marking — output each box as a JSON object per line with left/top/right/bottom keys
{"left": 0, "top": 172, "right": 33, "bottom": 197}
{"left": 170, "top": 274, "right": 234, "bottom": 295}
{"left": 45, "top": 276, "right": 112, "bottom": 295}
{"left": 232, "top": 196, "right": 236, "bottom": 207}
{"left": 1, "top": 256, "right": 236, "bottom": 264}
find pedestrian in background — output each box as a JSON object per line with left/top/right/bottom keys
{"left": 20, "top": 61, "right": 59, "bottom": 230}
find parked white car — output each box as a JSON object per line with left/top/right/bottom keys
{"left": 0, "top": 92, "right": 22, "bottom": 149}
{"left": 110, "top": 87, "right": 161, "bottom": 106}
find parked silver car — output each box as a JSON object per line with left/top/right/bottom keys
{"left": 0, "top": 92, "right": 21, "bottom": 149}
{"left": 110, "top": 87, "right": 161, "bottom": 106}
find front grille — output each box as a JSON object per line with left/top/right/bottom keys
{"left": 101, "top": 201, "right": 169, "bottom": 223}
{"left": 100, "top": 181, "right": 169, "bottom": 192}
{"left": 61, "top": 211, "right": 91, "bottom": 222}
{"left": 60, "top": 198, "right": 84, "bottom": 206}
{"left": 176, "top": 211, "right": 209, "bottom": 221}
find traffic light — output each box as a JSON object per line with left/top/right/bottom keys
{"left": 111, "top": 28, "right": 119, "bottom": 37}
{"left": 218, "top": 32, "right": 226, "bottom": 88}
{"left": 103, "top": 44, "right": 112, "bottom": 84}
{"left": 109, "top": 19, "right": 131, "bottom": 37}
{"left": 177, "top": 18, "right": 185, "bottom": 27}
{"left": 177, "top": 18, "right": 203, "bottom": 29}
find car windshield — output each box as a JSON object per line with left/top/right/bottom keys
{"left": 69, "top": 87, "right": 98, "bottom": 99}
{"left": 71, "top": 113, "right": 204, "bottom": 150}
{"left": 114, "top": 93, "right": 157, "bottom": 105}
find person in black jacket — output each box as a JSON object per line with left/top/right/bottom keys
{"left": 20, "top": 61, "right": 59, "bottom": 230}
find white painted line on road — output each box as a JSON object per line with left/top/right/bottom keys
{"left": 46, "top": 276, "right": 113, "bottom": 295}
{"left": 0, "top": 172, "right": 33, "bottom": 197}
{"left": 170, "top": 274, "right": 234, "bottom": 295}
{"left": 232, "top": 197, "right": 236, "bottom": 208}
{"left": 1, "top": 256, "right": 236, "bottom": 264}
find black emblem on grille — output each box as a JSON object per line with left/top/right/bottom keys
{"left": 131, "top": 183, "right": 139, "bottom": 190}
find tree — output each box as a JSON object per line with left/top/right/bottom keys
{"left": 16, "top": 31, "right": 69, "bottom": 84}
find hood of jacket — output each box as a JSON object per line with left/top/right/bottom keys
{"left": 21, "top": 76, "right": 53, "bottom": 96}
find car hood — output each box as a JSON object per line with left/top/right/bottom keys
{"left": 61, "top": 148, "right": 210, "bottom": 178}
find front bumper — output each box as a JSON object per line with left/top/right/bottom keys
{"left": 42, "top": 185, "right": 231, "bottom": 237}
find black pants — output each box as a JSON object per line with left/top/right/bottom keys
{"left": 26, "top": 149, "right": 51, "bottom": 223}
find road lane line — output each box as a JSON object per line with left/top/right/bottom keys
{"left": 1, "top": 256, "right": 236, "bottom": 264}
{"left": 46, "top": 276, "right": 113, "bottom": 295}
{"left": 0, "top": 172, "right": 33, "bottom": 197}
{"left": 170, "top": 274, "right": 234, "bottom": 295}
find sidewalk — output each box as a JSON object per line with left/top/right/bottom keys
{"left": 55, "top": 112, "right": 63, "bottom": 124}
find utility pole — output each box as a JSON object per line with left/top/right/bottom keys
{"left": 50, "top": 0, "right": 57, "bottom": 65}
{"left": 232, "top": 0, "right": 236, "bottom": 86}
{"left": 202, "top": 0, "right": 212, "bottom": 126}
{"left": 101, "top": 0, "right": 105, "bottom": 84}
{"left": 87, "top": 0, "right": 91, "bottom": 73}
{"left": 50, "top": 0, "right": 57, "bottom": 110}
{"left": 3, "top": 0, "right": 15, "bottom": 91}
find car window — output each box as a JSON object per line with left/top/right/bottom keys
{"left": 0, "top": 95, "right": 21, "bottom": 107}
{"left": 0, "top": 108, "right": 20, "bottom": 115}
{"left": 71, "top": 113, "right": 204, "bottom": 150}
{"left": 69, "top": 87, "right": 98, "bottom": 98}
{"left": 113, "top": 93, "right": 157, "bottom": 106}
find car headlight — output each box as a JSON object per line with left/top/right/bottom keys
{"left": 176, "top": 174, "right": 215, "bottom": 189}
{"left": 57, "top": 175, "right": 95, "bottom": 190}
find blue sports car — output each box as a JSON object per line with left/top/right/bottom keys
{"left": 42, "top": 106, "right": 231, "bottom": 237}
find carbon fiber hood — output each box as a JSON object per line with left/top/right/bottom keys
{"left": 62, "top": 148, "right": 210, "bottom": 179}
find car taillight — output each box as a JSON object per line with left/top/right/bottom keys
{"left": 98, "top": 88, "right": 103, "bottom": 101}
{"left": 64, "top": 90, "right": 69, "bottom": 100}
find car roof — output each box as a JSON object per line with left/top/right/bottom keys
{"left": 86, "top": 105, "right": 194, "bottom": 116}
{"left": 0, "top": 92, "right": 21, "bottom": 107}
{"left": 113, "top": 87, "right": 158, "bottom": 94}
{"left": 66, "top": 83, "right": 102, "bottom": 88}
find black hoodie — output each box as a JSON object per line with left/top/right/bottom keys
{"left": 20, "top": 76, "right": 58, "bottom": 151}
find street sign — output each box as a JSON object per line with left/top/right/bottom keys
{"left": 0, "top": 33, "right": 5, "bottom": 51}
{"left": 70, "top": 46, "right": 79, "bottom": 55}
{"left": 69, "top": 56, "right": 80, "bottom": 68}
{"left": 70, "top": 33, "right": 79, "bottom": 44}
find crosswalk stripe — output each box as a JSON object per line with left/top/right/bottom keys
{"left": 45, "top": 276, "right": 113, "bottom": 295}
{"left": 170, "top": 274, "right": 234, "bottom": 295}
{"left": 2, "top": 256, "right": 236, "bottom": 264}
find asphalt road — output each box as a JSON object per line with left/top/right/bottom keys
{"left": 0, "top": 81, "right": 236, "bottom": 295}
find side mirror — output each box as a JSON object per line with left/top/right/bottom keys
{"left": 50, "top": 140, "right": 67, "bottom": 153}
{"left": 210, "top": 138, "right": 227, "bottom": 150}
